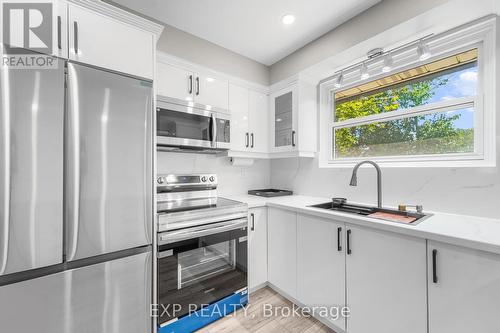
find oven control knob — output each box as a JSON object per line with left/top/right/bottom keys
{"left": 201, "top": 176, "right": 207, "bottom": 182}
{"left": 157, "top": 177, "right": 164, "bottom": 184}
{"left": 209, "top": 176, "right": 215, "bottom": 182}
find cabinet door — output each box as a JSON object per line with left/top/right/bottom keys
{"left": 346, "top": 225, "right": 427, "bottom": 333}
{"left": 428, "top": 241, "right": 500, "bottom": 333}
{"left": 248, "top": 207, "right": 268, "bottom": 291}
{"left": 268, "top": 208, "right": 297, "bottom": 298}
{"left": 68, "top": 4, "right": 154, "bottom": 79}
{"left": 248, "top": 90, "right": 269, "bottom": 153}
{"left": 157, "top": 63, "right": 194, "bottom": 102}
{"left": 229, "top": 84, "right": 249, "bottom": 151}
{"left": 270, "top": 86, "right": 298, "bottom": 152}
{"left": 195, "top": 74, "right": 229, "bottom": 110}
{"left": 297, "top": 214, "right": 345, "bottom": 331}
{"left": 53, "top": 1, "right": 68, "bottom": 58}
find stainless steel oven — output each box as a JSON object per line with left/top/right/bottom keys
{"left": 156, "top": 100, "right": 230, "bottom": 151}
{"left": 156, "top": 174, "right": 248, "bottom": 331}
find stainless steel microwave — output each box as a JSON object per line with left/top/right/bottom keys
{"left": 156, "top": 100, "right": 230, "bottom": 152}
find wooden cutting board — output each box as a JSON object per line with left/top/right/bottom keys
{"left": 368, "top": 211, "right": 417, "bottom": 224}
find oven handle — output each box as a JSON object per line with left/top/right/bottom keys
{"left": 159, "top": 218, "right": 247, "bottom": 245}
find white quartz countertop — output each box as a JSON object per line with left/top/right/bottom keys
{"left": 227, "top": 194, "right": 500, "bottom": 255}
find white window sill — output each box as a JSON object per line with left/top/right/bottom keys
{"left": 319, "top": 154, "right": 496, "bottom": 168}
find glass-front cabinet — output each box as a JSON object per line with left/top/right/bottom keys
{"left": 270, "top": 85, "right": 298, "bottom": 152}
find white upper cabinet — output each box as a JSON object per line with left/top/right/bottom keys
{"left": 53, "top": 1, "right": 68, "bottom": 59}
{"left": 269, "top": 79, "right": 317, "bottom": 157}
{"left": 156, "top": 61, "right": 229, "bottom": 111}
{"left": 228, "top": 83, "right": 269, "bottom": 154}
{"left": 297, "top": 214, "right": 346, "bottom": 331}
{"left": 248, "top": 207, "right": 268, "bottom": 291}
{"left": 345, "top": 225, "right": 427, "bottom": 333}
{"left": 428, "top": 241, "right": 500, "bottom": 333}
{"left": 270, "top": 86, "right": 297, "bottom": 151}
{"left": 68, "top": 3, "right": 155, "bottom": 79}
{"left": 268, "top": 208, "right": 297, "bottom": 299}
{"left": 196, "top": 74, "right": 229, "bottom": 110}
{"left": 157, "top": 63, "right": 194, "bottom": 102}
{"left": 248, "top": 90, "right": 269, "bottom": 153}
{"left": 229, "top": 84, "right": 249, "bottom": 151}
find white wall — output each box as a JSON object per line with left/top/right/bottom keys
{"left": 157, "top": 152, "right": 271, "bottom": 197}
{"left": 157, "top": 24, "right": 270, "bottom": 86}
{"left": 269, "top": 0, "right": 450, "bottom": 84}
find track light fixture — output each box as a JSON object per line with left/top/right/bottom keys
{"left": 334, "top": 72, "right": 343, "bottom": 88}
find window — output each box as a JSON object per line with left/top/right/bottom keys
{"left": 319, "top": 18, "right": 496, "bottom": 167}
{"left": 333, "top": 49, "right": 478, "bottom": 160}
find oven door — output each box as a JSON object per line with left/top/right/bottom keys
{"left": 157, "top": 218, "right": 247, "bottom": 326}
{"left": 156, "top": 102, "right": 215, "bottom": 149}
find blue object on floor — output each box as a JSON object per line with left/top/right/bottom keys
{"left": 158, "top": 289, "right": 248, "bottom": 333}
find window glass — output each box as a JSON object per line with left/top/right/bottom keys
{"left": 334, "top": 108, "right": 474, "bottom": 159}
{"left": 333, "top": 49, "right": 478, "bottom": 122}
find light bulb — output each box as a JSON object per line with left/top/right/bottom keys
{"left": 360, "top": 62, "right": 370, "bottom": 80}
{"left": 382, "top": 53, "right": 393, "bottom": 73}
{"left": 417, "top": 40, "right": 431, "bottom": 61}
{"left": 334, "top": 72, "right": 343, "bottom": 89}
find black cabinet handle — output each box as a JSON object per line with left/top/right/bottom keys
{"left": 195, "top": 77, "right": 200, "bottom": 96}
{"left": 188, "top": 75, "right": 193, "bottom": 94}
{"left": 250, "top": 133, "right": 254, "bottom": 148}
{"left": 73, "top": 21, "right": 78, "bottom": 54}
{"left": 337, "top": 227, "right": 342, "bottom": 252}
{"left": 291, "top": 130, "right": 296, "bottom": 147}
{"left": 250, "top": 213, "right": 255, "bottom": 231}
{"left": 346, "top": 229, "right": 352, "bottom": 255}
{"left": 432, "top": 249, "right": 438, "bottom": 283}
{"left": 245, "top": 133, "right": 249, "bottom": 148}
{"left": 57, "top": 16, "right": 62, "bottom": 50}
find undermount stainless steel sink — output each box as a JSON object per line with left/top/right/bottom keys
{"left": 309, "top": 200, "right": 430, "bottom": 225}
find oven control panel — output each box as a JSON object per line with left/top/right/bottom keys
{"left": 156, "top": 174, "right": 218, "bottom": 188}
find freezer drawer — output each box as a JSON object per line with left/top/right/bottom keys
{"left": 0, "top": 250, "right": 152, "bottom": 333}
{"left": 0, "top": 60, "right": 65, "bottom": 276}
{"left": 66, "top": 62, "right": 153, "bottom": 261}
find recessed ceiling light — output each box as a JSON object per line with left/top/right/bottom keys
{"left": 282, "top": 14, "right": 295, "bottom": 25}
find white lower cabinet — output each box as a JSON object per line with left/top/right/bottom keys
{"left": 248, "top": 207, "right": 268, "bottom": 291}
{"left": 268, "top": 208, "right": 297, "bottom": 298}
{"left": 428, "top": 241, "right": 500, "bottom": 333}
{"left": 297, "top": 214, "right": 346, "bottom": 331}
{"left": 345, "top": 224, "right": 427, "bottom": 333}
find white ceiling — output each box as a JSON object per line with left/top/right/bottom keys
{"left": 112, "top": 0, "right": 381, "bottom": 66}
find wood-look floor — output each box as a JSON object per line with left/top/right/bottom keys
{"left": 195, "top": 287, "right": 336, "bottom": 333}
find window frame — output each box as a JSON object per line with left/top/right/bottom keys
{"left": 318, "top": 18, "right": 496, "bottom": 168}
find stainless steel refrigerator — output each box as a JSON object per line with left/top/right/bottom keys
{"left": 0, "top": 60, "right": 153, "bottom": 333}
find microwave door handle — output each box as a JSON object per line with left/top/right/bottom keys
{"left": 211, "top": 114, "right": 217, "bottom": 147}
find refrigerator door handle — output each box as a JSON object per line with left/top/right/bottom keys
{"left": 66, "top": 64, "right": 80, "bottom": 261}
{"left": 0, "top": 73, "right": 10, "bottom": 275}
